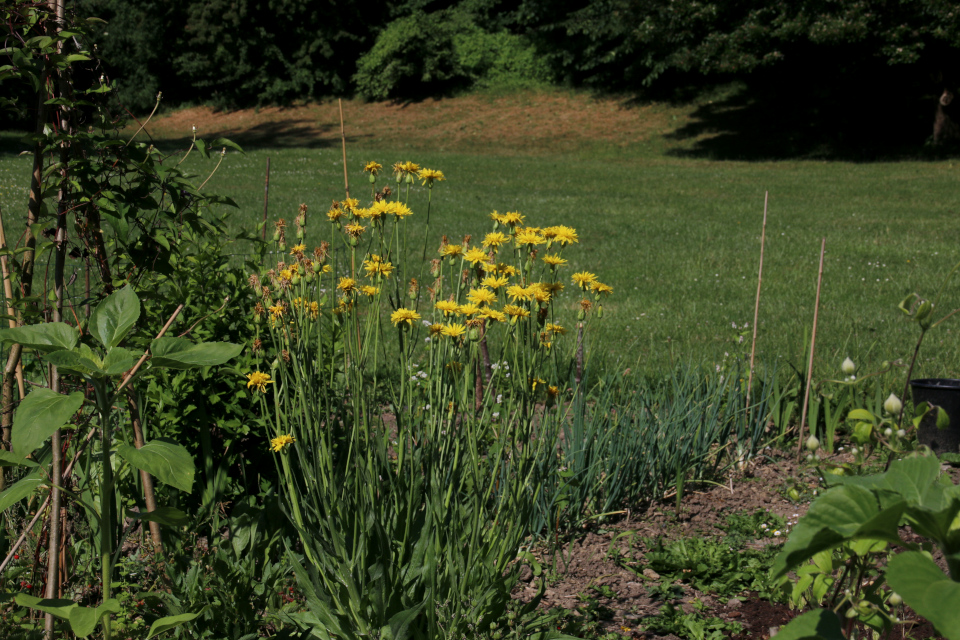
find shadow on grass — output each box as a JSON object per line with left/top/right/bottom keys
{"left": 149, "top": 117, "right": 373, "bottom": 153}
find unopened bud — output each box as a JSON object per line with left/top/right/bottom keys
{"left": 841, "top": 357, "right": 856, "bottom": 375}
{"left": 884, "top": 393, "right": 903, "bottom": 416}
{"left": 897, "top": 429, "right": 906, "bottom": 438}
{"left": 806, "top": 436, "right": 820, "bottom": 452}
{"left": 888, "top": 592, "right": 903, "bottom": 606}
{"left": 884, "top": 427, "right": 893, "bottom": 437}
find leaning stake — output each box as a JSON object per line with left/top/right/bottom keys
{"left": 798, "top": 238, "right": 826, "bottom": 459}
{"left": 339, "top": 98, "right": 350, "bottom": 199}
{"left": 745, "top": 191, "right": 768, "bottom": 414}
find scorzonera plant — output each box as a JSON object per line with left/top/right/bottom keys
{"left": 245, "top": 164, "right": 610, "bottom": 639}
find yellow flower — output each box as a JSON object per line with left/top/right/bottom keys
{"left": 290, "top": 244, "right": 307, "bottom": 255}
{"left": 507, "top": 284, "right": 531, "bottom": 302}
{"left": 514, "top": 228, "right": 545, "bottom": 246}
{"left": 308, "top": 301, "right": 320, "bottom": 319}
{"left": 542, "top": 225, "right": 579, "bottom": 245}
{"left": 463, "top": 247, "right": 488, "bottom": 265}
{"left": 337, "top": 277, "right": 357, "bottom": 293}
{"left": 467, "top": 288, "right": 496, "bottom": 306}
{"left": 344, "top": 222, "right": 366, "bottom": 238}
{"left": 269, "top": 303, "right": 285, "bottom": 318}
{"left": 391, "top": 308, "right": 421, "bottom": 326}
{"left": 435, "top": 300, "right": 460, "bottom": 316}
{"left": 363, "top": 255, "right": 394, "bottom": 278}
{"left": 487, "top": 262, "right": 518, "bottom": 276}
{"left": 591, "top": 281, "right": 613, "bottom": 295}
{"left": 458, "top": 303, "right": 480, "bottom": 316}
{"left": 388, "top": 201, "right": 413, "bottom": 219}
{"left": 499, "top": 211, "right": 524, "bottom": 227}
{"left": 572, "top": 271, "right": 598, "bottom": 289}
{"left": 327, "top": 205, "right": 343, "bottom": 222}
{"left": 366, "top": 200, "right": 390, "bottom": 220}
{"left": 440, "top": 244, "right": 463, "bottom": 258}
{"left": 363, "top": 161, "right": 382, "bottom": 175}
{"left": 527, "top": 283, "right": 552, "bottom": 304}
{"left": 418, "top": 168, "right": 445, "bottom": 186}
{"left": 441, "top": 323, "right": 466, "bottom": 339}
{"left": 360, "top": 285, "right": 380, "bottom": 297}
{"left": 394, "top": 161, "right": 420, "bottom": 177}
{"left": 270, "top": 434, "right": 295, "bottom": 452}
{"left": 480, "top": 307, "right": 506, "bottom": 323}
{"left": 503, "top": 304, "right": 530, "bottom": 320}
{"left": 481, "top": 274, "right": 510, "bottom": 289}
{"left": 546, "top": 282, "right": 565, "bottom": 294}
{"left": 341, "top": 198, "right": 360, "bottom": 211}
{"left": 428, "top": 323, "right": 445, "bottom": 336}
{"left": 322, "top": 264, "right": 333, "bottom": 274}
{"left": 279, "top": 269, "right": 293, "bottom": 282}
{"left": 482, "top": 232, "right": 509, "bottom": 248}
{"left": 530, "top": 377, "right": 546, "bottom": 391}
{"left": 546, "top": 322, "right": 566, "bottom": 335}
{"left": 542, "top": 254, "right": 568, "bottom": 267}
{"left": 246, "top": 371, "right": 273, "bottom": 393}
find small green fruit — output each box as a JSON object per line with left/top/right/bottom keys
{"left": 888, "top": 592, "right": 903, "bottom": 607}
{"left": 846, "top": 608, "right": 859, "bottom": 619}
{"left": 806, "top": 435, "right": 820, "bottom": 451}
{"left": 788, "top": 488, "right": 801, "bottom": 501}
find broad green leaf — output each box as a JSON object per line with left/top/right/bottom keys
{"left": 117, "top": 439, "right": 194, "bottom": 492}
{"left": 831, "top": 456, "right": 944, "bottom": 510}
{"left": 146, "top": 608, "right": 206, "bottom": 640}
{"left": 130, "top": 506, "right": 189, "bottom": 527}
{"left": 385, "top": 603, "right": 424, "bottom": 640}
{"left": 887, "top": 551, "right": 960, "bottom": 640}
{"left": 15, "top": 592, "right": 76, "bottom": 618}
{"left": 937, "top": 406, "right": 951, "bottom": 430}
{"left": 0, "top": 450, "right": 38, "bottom": 467}
{"left": 68, "top": 599, "right": 121, "bottom": 637}
{"left": 88, "top": 286, "right": 140, "bottom": 349}
{"left": 149, "top": 337, "right": 242, "bottom": 370}
{"left": 770, "top": 609, "right": 845, "bottom": 640}
{"left": 44, "top": 349, "right": 99, "bottom": 376}
{"left": 101, "top": 347, "right": 137, "bottom": 375}
{"left": 846, "top": 408, "right": 875, "bottom": 422}
{"left": 12, "top": 389, "right": 83, "bottom": 458}
{"left": 772, "top": 485, "right": 904, "bottom": 577}
{"left": 0, "top": 473, "right": 45, "bottom": 512}
{"left": 0, "top": 322, "right": 78, "bottom": 352}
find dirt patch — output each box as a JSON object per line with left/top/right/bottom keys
{"left": 516, "top": 450, "right": 944, "bottom": 639}
{"left": 141, "top": 91, "right": 678, "bottom": 154}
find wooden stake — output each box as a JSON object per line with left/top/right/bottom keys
{"left": 745, "top": 192, "right": 769, "bottom": 413}
{"left": 798, "top": 238, "right": 826, "bottom": 459}
{"left": 339, "top": 99, "right": 350, "bottom": 199}
{"left": 0, "top": 207, "right": 25, "bottom": 400}
{"left": 261, "top": 157, "right": 270, "bottom": 241}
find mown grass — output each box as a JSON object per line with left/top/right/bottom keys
{"left": 1, "top": 92, "right": 959, "bottom": 381}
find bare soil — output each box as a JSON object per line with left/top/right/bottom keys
{"left": 516, "top": 449, "right": 944, "bottom": 640}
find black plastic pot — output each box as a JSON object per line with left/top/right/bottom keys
{"left": 910, "top": 378, "right": 960, "bottom": 454}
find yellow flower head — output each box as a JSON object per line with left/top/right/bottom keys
{"left": 327, "top": 205, "right": 343, "bottom": 222}
{"left": 591, "top": 281, "right": 613, "bottom": 295}
{"left": 363, "top": 255, "right": 394, "bottom": 278}
{"left": 269, "top": 303, "right": 285, "bottom": 318}
{"left": 418, "top": 168, "right": 445, "bottom": 186}
{"left": 394, "top": 161, "right": 420, "bottom": 178}
{"left": 480, "top": 307, "right": 506, "bottom": 323}
{"left": 488, "top": 262, "right": 518, "bottom": 276}
{"left": 388, "top": 201, "right": 413, "bottom": 219}
{"left": 270, "top": 434, "right": 295, "bottom": 452}
{"left": 515, "top": 228, "right": 545, "bottom": 247}
{"left": 458, "top": 303, "right": 480, "bottom": 317}
{"left": 542, "top": 254, "right": 568, "bottom": 267}
{"left": 441, "top": 323, "right": 466, "bottom": 339}
{"left": 440, "top": 244, "right": 463, "bottom": 259}
{"left": 366, "top": 200, "right": 390, "bottom": 220}
{"left": 435, "top": 300, "right": 460, "bottom": 316}
{"left": 467, "top": 288, "right": 496, "bottom": 306}
{"left": 503, "top": 304, "right": 530, "bottom": 320}
{"left": 481, "top": 274, "right": 510, "bottom": 289}
{"left": 279, "top": 269, "right": 293, "bottom": 282}
{"left": 308, "top": 301, "right": 320, "bottom": 319}
{"left": 363, "top": 161, "right": 382, "bottom": 175}
{"left": 337, "top": 277, "right": 357, "bottom": 293}
{"left": 391, "top": 308, "right": 421, "bottom": 327}
{"left": 527, "top": 283, "right": 552, "bottom": 304}
{"left": 344, "top": 222, "right": 366, "bottom": 238}
{"left": 507, "top": 284, "right": 531, "bottom": 302}
{"left": 246, "top": 371, "right": 273, "bottom": 393}
{"left": 428, "top": 323, "right": 445, "bottom": 336}
{"left": 290, "top": 244, "right": 307, "bottom": 256}
{"left": 482, "top": 232, "right": 509, "bottom": 249}
{"left": 546, "top": 322, "right": 567, "bottom": 336}
{"left": 572, "top": 271, "right": 598, "bottom": 289}
{"left": 499, "top": 211, "right": 524, "bottom": 227}
{"left": 360, "top": 285, "right": 380, "bottom": 297}
{"left": 463, "top": 247, "right": 488, "bottom": 265}
{"left": 543, "top": 225, "right": 579, "bottom": 245}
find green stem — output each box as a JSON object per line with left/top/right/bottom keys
{"left": 93, "top": 381, "right": 114, "bottom": 640}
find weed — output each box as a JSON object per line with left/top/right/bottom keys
{"left": 643, "top": 602, "right": 742, "bottom": 640}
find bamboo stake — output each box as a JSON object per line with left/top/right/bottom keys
{"left": 798, "top": 238, "right": 826, "bottom": 459}
{"left": 261, "top": 157, "right": 270, "bottom": 241}
{"left": 745, "top": 192, "right": 769, "bottom": 413}
{"left": 0, "top": 304, "right": 184, "bottom": 577}
{"left": 0, "top": 207, "right": 25, "bottom": 400}
{"left": 126, "top": 390, "right": 162, "bottom": 551}
{"left": 339, "top": 99, "right": 350, "bottom": 199}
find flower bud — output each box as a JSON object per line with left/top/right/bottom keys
{"left": 577, "top": 309, "right": 586, "bottom": 321}
{"left": 850, "top": 447, "right": 859, "bottom": 455}
{"left": 806, "top": 435, "right": 820, "bottom": 451}
{"left": 291, "top": 273, "right": 301, "bottom": 285}
{"left": 846, "top": 608, "right": 859, "bottom": 619}
{"left": 305, "top": 271, "right": 315, "bottom": 284}
{"left": 888, "top": 592, "right": 903, "bottom": 607}
{"left": 884, "top": 393, "right": 903, "bottom": 416}
{"left": 368, "top": 173, "right": 377, "bottom": 184}
{"left": 883, "top": 427, "right": 892, "bottom": 437}
{"left": 841, "top": 357, "right": 856, "bottom": 375}
{"left": 296, "top": 228, "right": 304, "bottom": 239}
{"left": 897, "top": 429, "right": 906, "bottom": 438}
{"left": 597, "top": 305, "right": 604, "bottom": 319}
{"left": 272, "top": 231, "right": 281, "bottom": 242}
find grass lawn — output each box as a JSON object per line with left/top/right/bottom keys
{"left": 1, "top": 87, "right": 959, "bottom": 380}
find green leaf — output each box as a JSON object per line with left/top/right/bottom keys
{"left": 88, "top": 286, "right": 140, "bottom": 349}
{"left": 101, "top": 347, "right": 137, "bottom": 375}
{"left": 0, "top": 450, "right": 38, "bottom": 467}
{"left": 0, "top": 322, "right": 78, "bottom": 352}
{"left": 129, "top": 506, "right": 189, "bottom": 527}
{"left": 12, "top": 389, "right": 83, "bottom": 458}
{"left": 846, "top": 408, "right": 875, "bottom": 422}
{"left": 146, "top": 609, "right": 206, "bottom": 640}
{"left": 937, "top": 406, "right": 951, "bottom": 430}
{"left": 68, "top": 600, "right": 121, "bottom": 637}
{"left": 149, "top": 337, "right": 242, "bottom": 370}
{"left": 0, "top": 473, "right": 44, "bottom": 512}
{"left": 887, "top": 551, "right": 960, "bottom": 640}
{"left": 15, "top": 592, "right": 76, "bottom": 619}
{"left": 772, "top": 485, "right": 904, "bottom": 578}
{"left": 770, "top": 609, "right": 845, "bottom": 640}
{"left": 116, "top": 438, "right": 194, "bottom": 492}
{"left": 44, "top": 349, "right": 98, "bottom": 376}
